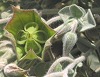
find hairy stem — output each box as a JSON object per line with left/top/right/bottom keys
{"left": 47, "top": 16, "right": 61, "bottom": 25}
{"left": 63, "top": 56, "right": 85, "bottom": 73}
{"left": 47, "top": 57, "right": 74, "bottom": 74}
{"left": 44, "top": 55, "right": 85, "bottom": 77}
{"left": 70, "top": 19, "right": 78, "bottom": 32}
{"left": 0, "top": 17, "right": 11, "bottom": 24}
{"left": 44, "top": 72, "right": 63, "bottom": 77}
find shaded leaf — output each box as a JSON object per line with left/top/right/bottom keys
{"left": 42, "top": 34, "right": 57, "bottom": 61}
{"left": 87, "top": 49, "right": 100, "bottom": 72}
{"left": 85, "top": 28, "right": 100, "bottom": 41}
{"left": 33, "top": 62, "right": 52, "bottom": 77}
{"left": 77, "top": 37, "right": 94, "bottom": 53}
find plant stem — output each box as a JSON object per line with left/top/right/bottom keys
{"left": 54, "top": 24, "right": 64, "bottom": 32}
{"left": 46, "top": 16, "right": 61, "bottom": 25}
{"left": 63, "top": 56, "right": 85, "bottom": 73}
{"left": 70, "top": 19, "right": 78, "bottom": 32}
{"left": 47, "top": 57, "right": 74, "bottom": 74}
{"left": 0, "top": 17, "right": 11, "bottom": 24}
{"left": 44, "top": 55, "right": 85, "bottom": 77}
{"left": 44, "top": 72, "right": 63, "bottom": 77}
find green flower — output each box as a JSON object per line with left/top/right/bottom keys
{"left": 17, "top": 22, "right": 47, "bottom": 54}
{"left": 5, "top": 6, "right": 55, "bottom": 59}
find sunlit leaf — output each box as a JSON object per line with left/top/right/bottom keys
{"left": 58, "top": 4, "right": 86, "bottom": 22}
{"left": 58, "top": 4, "right": 96, "bottom": 32}
{"left": 20, "top": 49, "right": 40, "bottom": 60}
{"left": 79, "top": 9, "right": 96, "bottom": 32}
{"left": 58, "top": 6, "right": 71, "bottom": 22}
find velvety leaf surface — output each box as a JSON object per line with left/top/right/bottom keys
{"left": 58, "top": 4, "right": 96, "bottom": 32}
{"left": 70, "top": 4, "right": 84, "bottom": 18}
{"left": 58, "top": 6, "right": 71, "bottom": 22}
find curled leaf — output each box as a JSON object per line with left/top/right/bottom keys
{"left": 58, "top": 4, "right": 96, "bottom": 32}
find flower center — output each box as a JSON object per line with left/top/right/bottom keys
{"left": 17, "top": 22, "right": 47, "bottom": 54}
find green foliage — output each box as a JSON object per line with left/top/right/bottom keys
{"left": 0, "top": 2, "right": 100, "bottom": 77}
{"left": 33, "top": 62, "right": 52, "bottom": 76}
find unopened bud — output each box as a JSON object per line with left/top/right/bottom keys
{"left": 4, "top": 63, "right": 28, "bottom": 77}
{"left": 62, "top": 32, "right": 77, "bottom": 56}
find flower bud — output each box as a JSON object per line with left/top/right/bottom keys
{"left": 4, "top": 63, "right": 28, "bottom": 77}
{"left": 62, "top": 32, "right": 77, "bottom": 56}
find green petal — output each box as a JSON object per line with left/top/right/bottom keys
{"left": 17, "top": 40, "right": 26, "bottom": 45}
{"left": 17, "top": 30, "right": 27, "bottom": 44}
{"left": 20, "top": 49, "right": 41, "bottom": 60}
{"left": 16, "top": 45, "right": 25, "bottom": 60}
{"left": 24, "top": 22, "right": 39, "bottom": 34}
{"left": 5, "top": 6, "right": 55, "bottom": 40}
{"left": 25, "top": 39, "right": 42, "bottom": 54}
{"left": 33, "top": 30, "right": 47, "bottom": 43}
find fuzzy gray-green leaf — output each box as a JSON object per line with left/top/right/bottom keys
{"left": 62, "top": 32, "right": 77, "bottom": 56}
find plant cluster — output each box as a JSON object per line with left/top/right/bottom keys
{"left": 0, "top": 2, "right": 100, "bottom": 77}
